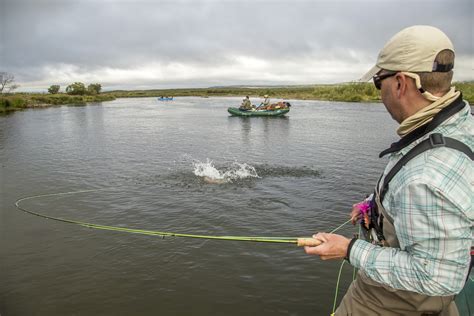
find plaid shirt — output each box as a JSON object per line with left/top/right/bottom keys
{"left": 349, "top": 101, "right": 473, "bottom": 296}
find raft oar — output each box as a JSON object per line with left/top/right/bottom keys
{"left": 15, "top": 190, "right": 348, "bottom": 247}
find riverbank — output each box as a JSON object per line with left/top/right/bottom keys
{"left": 0, "top": 94, "right": 116, "bottom": 113}
{"left": 2, "top": 82, "right": 473, "bottom": 113}
{"left": 105, "top": 83, "right": 382, "bottom": 102}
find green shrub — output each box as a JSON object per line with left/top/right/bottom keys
{"left": 66, "top": 82, "right": 87, "bottom": 95}
{"left": 0, "top": 96, "right": 28, "bottom": 109}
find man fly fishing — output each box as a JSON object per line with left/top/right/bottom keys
{"left": 303, "top": 25, "right": 473, "bottom": 315}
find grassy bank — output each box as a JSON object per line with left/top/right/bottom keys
{"left": 104, "top": 81, "right": 474, "bottom": 104}
{"left": 454, "top": 82, "right": 474, "bottom": 103}
{"left": 105, "top": 83, "right": 381, "bottom": 102}
{"left": 0, "top": 94, "right": 116, "bottom": 113}
{"left": 2, "top": 82, "right": 473, "bottom": 113}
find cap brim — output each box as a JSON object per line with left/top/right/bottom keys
{"left": 359, "top": 65, "right": 381, "bottom": 82}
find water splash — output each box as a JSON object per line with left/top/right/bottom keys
{"left": 192, "top": 159, "right": 259, "bottom": 183}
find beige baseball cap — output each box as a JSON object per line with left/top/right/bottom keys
{"left": 360, "top": 25, "right": 455, "bottom": 82}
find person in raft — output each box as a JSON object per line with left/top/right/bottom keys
{"left": 303, "top": 25, "right": 473, "bottom": 315}
{"left": 257, "top": 94, "right": 270, "bottom": 109}
{"left": 240, "top": 96, "right": 253, "bottom": 110}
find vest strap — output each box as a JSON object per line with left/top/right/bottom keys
{"left": 380, "top": 133, "right": 473, "bottom": 202}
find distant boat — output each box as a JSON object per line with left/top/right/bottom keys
{"left": 227, "top": 107, "right": 290, "bottom": 117}
{"left": 158, "top": 97, "right": 173, "bottom": 101}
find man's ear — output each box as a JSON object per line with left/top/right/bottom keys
{"left": 395, "top": 73, "right": 407, "bottom": 97}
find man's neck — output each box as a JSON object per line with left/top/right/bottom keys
{"left": 401, "top": 98, "right": 432, "bottom": 122}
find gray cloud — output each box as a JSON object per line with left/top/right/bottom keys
{"left": 1, "top": 0, "right": 472, "bottom": 91}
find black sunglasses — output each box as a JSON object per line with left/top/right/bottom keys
{"left": 373, "top": 72, "right": 397, "bottom": 90}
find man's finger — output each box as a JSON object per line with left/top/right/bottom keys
{"left": 312, "top": 232, "right": 328, "bottom": 243}
{"left": 304, "top": 245, "right": 323, "bottom": 255}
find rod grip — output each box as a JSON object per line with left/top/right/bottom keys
{"left": 297, "top": 238, "right": 322, "bottom": 247}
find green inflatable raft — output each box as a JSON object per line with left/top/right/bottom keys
{"left": 227, "top": 107, "right": 290, "bottom": 117}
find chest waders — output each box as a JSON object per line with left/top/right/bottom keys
{"left": 335, "top": 133, "right": 473, "bottom": 316}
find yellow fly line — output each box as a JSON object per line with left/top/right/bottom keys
{"left": 15, "top": 189, "right": 351, "bottom": 247}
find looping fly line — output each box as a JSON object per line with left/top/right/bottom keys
{"left": 15, "top": 189, "right": 351, "bottom": 247}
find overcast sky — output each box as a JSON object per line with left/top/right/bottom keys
{"left": 1, "top": 0, "right": 472, "bottom": 92}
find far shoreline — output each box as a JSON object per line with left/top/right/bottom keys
{"left": 2, "top": 82, "right": 473, "bottom": 113}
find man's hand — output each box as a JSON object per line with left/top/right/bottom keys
{"left": 303, "top": 233, "right": 351, "bottom": 260}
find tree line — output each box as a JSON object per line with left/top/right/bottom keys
{"left": 49, "top": 82, "right": 102, "bottom": 95}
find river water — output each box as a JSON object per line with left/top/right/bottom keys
{"left": 0, "top": 97, "right": 398, "bottom": 316}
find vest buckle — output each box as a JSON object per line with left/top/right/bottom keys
{"left": 429, "top": 133, "right": 446, "bottom": 147}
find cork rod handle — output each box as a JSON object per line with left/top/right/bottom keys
{"left": 297, "top": 238, "right": 322, "bottom": 247}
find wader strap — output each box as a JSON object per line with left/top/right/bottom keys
{"left": 380, "top": 133, "right": 474, "bottom": 203}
